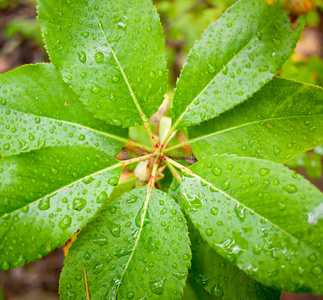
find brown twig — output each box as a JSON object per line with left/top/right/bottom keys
{"left": 83, "top": 269, "right": 90, "bottom": 300}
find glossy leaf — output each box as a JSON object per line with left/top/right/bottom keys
{"left": 169, "top": 177, "right": 280, "bottom": 300}
{"left": 109, "top": 177, "right": 137, "bottom": 202}
{"left": 181, "top": 155, "right": 323, "bottom": 294}
{"left": 172, "top": 0, "right": 304, "bottom": 129}
{"left": 190, "top": 223, "right": 281, "bottom": 300}
{"left": 60, "top": 187, "right": 191, "bottom": 299}
{"left": 37, "top": 0, "right": 167, "bottom": 127}
{"left": 0, "top": 63, "right": 127, "bottom": 157}
{"left": 182, "top": 277, "right": 215, "bottom": 300}
{"left": 0, "top": 145, "right": 122, "bottom": 270}
{"left": 188, "top": 78, "right": 323, "bottom": 162}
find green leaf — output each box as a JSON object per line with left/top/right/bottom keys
{"left": 181, "top": 155, "right": 323, "bottom": 294}
{"left": 182, "top": 277, "right": 215, "bottom": 300}
{"left": 0, "top": 63, "right": 127, "bottom": 157}
{"left": 109, "top": 177, "right": 137, "bottom": 202}
{"left": 0, "top": 145, "right": 123, "bottom": 270}
{"left": 37, "top": 0, "right": 167, "bottom": 127}
{"left": 188, "top": 78, "right": 323, "bottom": 162}
{"left": 190, "top": 222, "right": 281, "bottom": 300}
{"left": 169, "top": 177, "right": 280, "bottom": 299}
{"left": 172, "top": 0, "right": 304, "bottom": 129}
{"left": 59, "top": 187, "right": 191, "bottom": 299}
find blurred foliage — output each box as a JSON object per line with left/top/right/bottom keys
{"left": 286, "top": 146, "right": 323, "bottom": 180}
{"left": 280, "top": 56, "right": 323, "bottom": 85}
{"left": 4, "top": 18, "right": 42, "bottom": 44}
{"left": 0, "top": 0, "right": 20, "bottom": 10}
{"left": 154, "top": 0, "right": 235, "bottom": 86}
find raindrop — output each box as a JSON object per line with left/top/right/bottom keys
{"left": 108, "top": 177, "right": 118, "bottom": 186}
{"left": 222, "top": 66, "right": 228, "bottom": 75}
{"left": 211, "top": 283, "right": 224, "bottom": 298}
{"left": 93, "top": 234, "right": 109, "bottom": 246}
{"left": 107, "top": 220, "right": 121, "bottom": 237}
{"left": 207, "top": 63, "right": 216, "bottom": 74}
{"left": 84, "top": 251, "right": 91, "bottom": 260}
{"left": 172, "top": 272, "right": 186, "bottom": 279}
{"left": 77, "top": 51, "right": 86, "bottom": 63}
{"left": 283, "top": 184, "right": 298, "bottom": 194}
{"left": 91, "top": 83, "right": 102, "bottom": 94}
{"left": 59, "top": 215, "right": 72, "bottom": 230}
{"left": 184, "top": 194, "right": 203, "bottom": 211}
{"left": 73, "top": 198, "right": 87, "bottom": 211}
{"left": 210, "top": 207, "right": 218, "bottom": 216}
{"left": 311, "top": 266, "right": 322, "bottom": 275}
{"left": 95, "top": 52, "right": 104, "bottom": 63}
{"left": 273, "top": 146, "right": 281, "bottom": 156}
{"left": 112, "top": 75, "right": 119, "bottom": 83}
{"left": 38, "top": 198, "right": 50, "bottom": 210}
{"left": 13, "top": 255, "right": 26, "bottom": 268}
{"left": 308, "top": 253, "right": 317, "bottom": 262}
{"left": 97, "top": 191, "right": 107, "bottom": 203}
{"left": 205, "top": 228, "right": 213, "bottom": 236}
{"left": 222, "top": 178, "right": 231, "bottom": 190}
{"left": 212, "top": 166, "right": 222, "bottom": 176}
{"left": 259, "top": 168, "right": 270, "bottom": 176}
{"left": 150, "top": 277, "right": 165, "bottom": 295}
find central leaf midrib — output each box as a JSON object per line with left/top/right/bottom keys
{"left": 0, "top": 107, "right": 127, "bottom": 153}
{"left": 174, "top": 9, "right": 280, "bottom": 127}
{"left": 114, "top": 187, "right": 152, "bottom": 299}
{"left": 86, "top": 0, "right": 146, "bottom": 123}
{"left": 187, "top": 167, "right": 322, "bottom": 255}
{"left": 0, "top": 162, "right": 121, "bottom": 218}
{"left": 190, "top": 113, "right": 323, "bottom": 145}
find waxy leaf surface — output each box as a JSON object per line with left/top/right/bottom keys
{"left": 60, "top": 187, "right": 191, "bottom": 299}
{"left": 0, "top": 145, "right": 122, "bottom": 270}
{"left": 172, "top": 0, "right": 304, "bottom": 129}
{"left": 181, "top": 155, "right": 323, "bottom": 294}
{"left": 0, "top": 64, "right": 126, "bottom": 157}
{"left": 190, "top": 224, "right": 281, "bottom": 300}
{"left": 188, "top": 78, "right": 323, "bottom": 162}
{"left": 37, "top": 0, "right": 167, "bottom": 127}
{"left": 169, "top": 178, "right": 280, "bottom": 300}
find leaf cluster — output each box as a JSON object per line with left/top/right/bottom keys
{"left": 0, "top": 0, "right": 323, "bottom": 299}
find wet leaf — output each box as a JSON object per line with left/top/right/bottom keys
{"left": 172, "top": 0, "right": 304, "bottom": 129}
{"left": 0, "top": 145, "right": 122, "bottom": 270}
{"left": 0, "top": 64, "right": 126, "bottom": 157}
{"left": 188, "top": 78, "right": 323, "bottom": 162}
{"left": 37, "top": 0, "right": 167, "bottom": 127}
{"left": 60, "top": 187, "right": 191, "bottom": 299}
{"left": 181, "top": 154, "right": 323, "bottom": 294}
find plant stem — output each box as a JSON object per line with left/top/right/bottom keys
{"left": 148, "top": 157, "right": 160, "bottom": 193}
{"left": 160, "top": 155, "right": 194, "bottom": 176}
{"left": 161, "top": 155, "right": 220, "bottom": 192}
{"left": 114, "top": 157, "right": 159, "bottom": 296}
{"left": 163, "top": 140, "right": 189, "bottom": 153}
{"left": 143, "top": 120, "right": 159, "bottom": 149}
{"left": 119, "top": 153, "right": 155, "bottom": 167}
{"left": 83, "top": 269, "right": 90, "bottom": 300}
{"left": 165, "top": 160, "right": 181, "bottom": 181}
{"left": 127, "top": 139, "right": 155, "bottom": 153}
